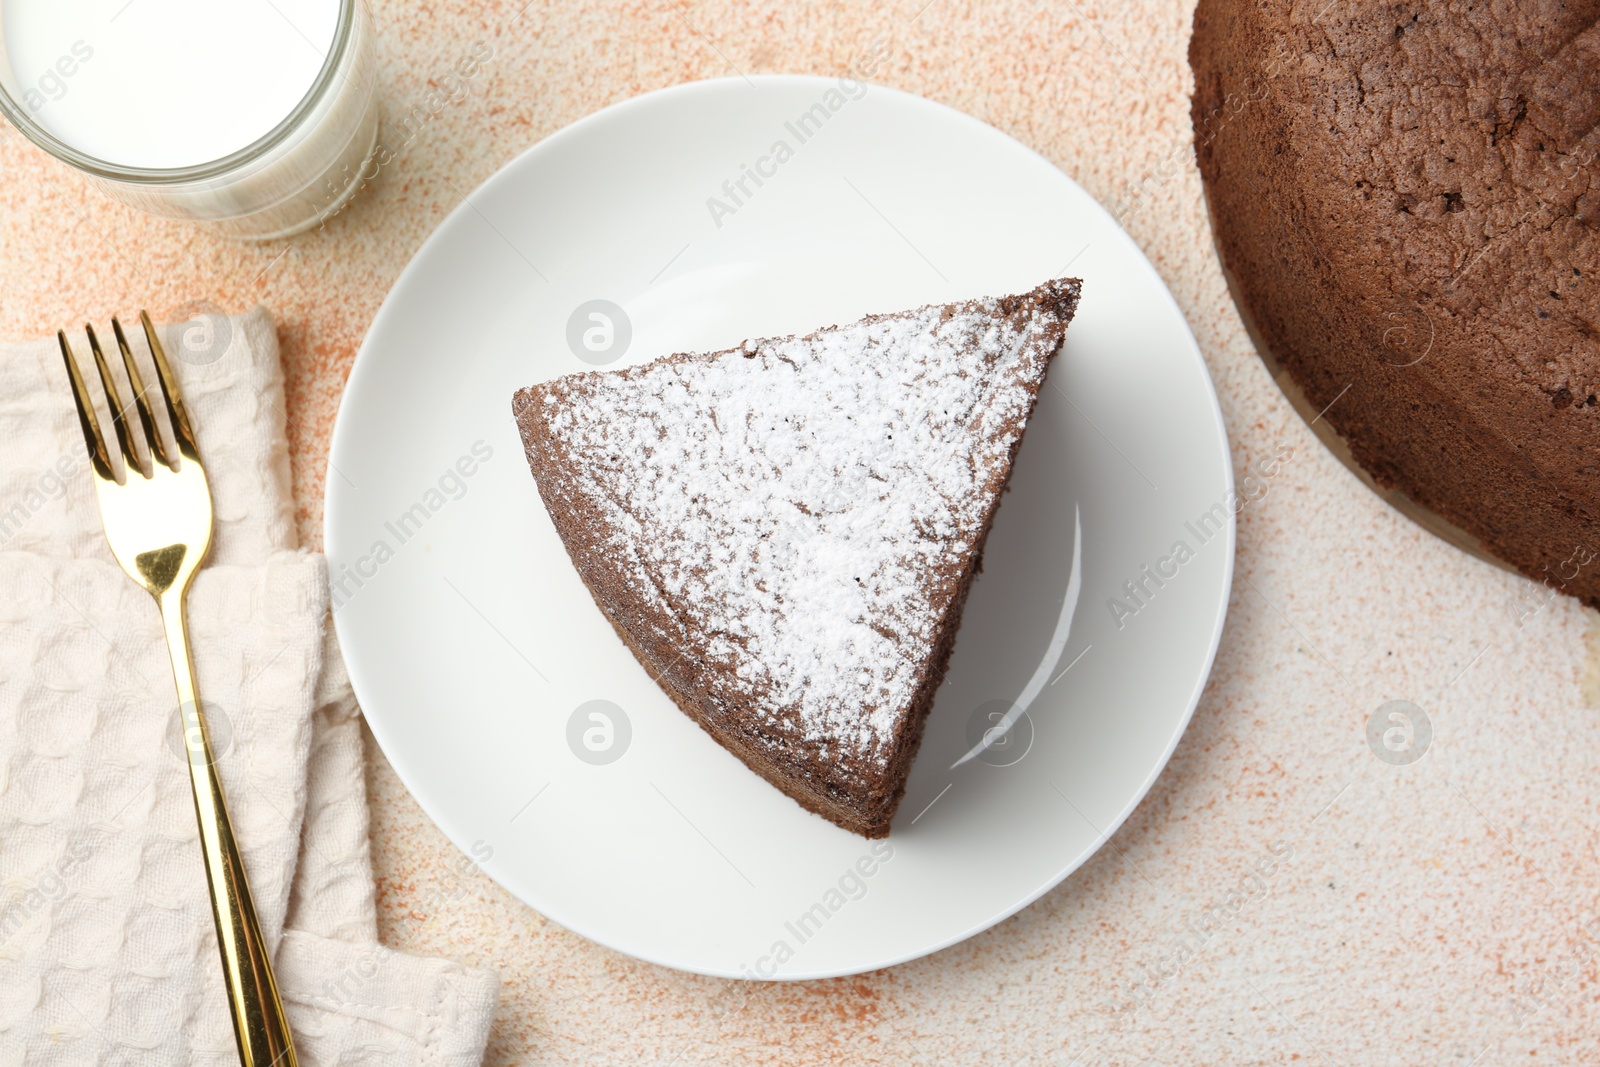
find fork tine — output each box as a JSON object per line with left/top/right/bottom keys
{"left": 58, "top": 331, "right": 117, "bottom": 482}
{"left": 139, "top": 310, "right": 200, "bottom": 463}
{"left": 112, "top": 317, "right": 173, "bottom": 472}
{"left": 85, "top": 323, "right": 145, "bottom": 479}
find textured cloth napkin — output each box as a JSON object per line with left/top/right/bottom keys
{"left": 0, "top": 309, "right": 499, "bottom": 1064}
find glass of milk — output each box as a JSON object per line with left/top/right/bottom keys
{"left": 0, "top": 0, "right": 380, "bottom": 240}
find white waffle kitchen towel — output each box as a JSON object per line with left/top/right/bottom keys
{"left": 0, "top": 308, "right": 499, "bottom": 1064}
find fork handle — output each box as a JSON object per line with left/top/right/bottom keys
{"left": 161, "top": 594, "right": 299, "bottom": 1067}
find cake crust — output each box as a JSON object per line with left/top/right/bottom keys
{"left": 514, "top": 280, "right": 1081, "bottom": 835}
{"left": 1191, "top": 0, "right": 1600, "bottom": 603}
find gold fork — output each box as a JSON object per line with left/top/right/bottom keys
{"left": 60, "top": 313, "right": 298, "bottom": 1067}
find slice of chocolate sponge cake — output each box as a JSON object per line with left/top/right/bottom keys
{"left": 512, "top": 279, "right": 1081, "bottom": 837}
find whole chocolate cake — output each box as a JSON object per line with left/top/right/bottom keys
{"left": 513, "top": 280, "right": 1081, "bottom": 836}
{"left": 1191, "top": 1, "right": 1600, "bottom": 602}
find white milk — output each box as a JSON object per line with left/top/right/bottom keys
{"left": 3, "top": 0, "right": 339, "bottom": 169}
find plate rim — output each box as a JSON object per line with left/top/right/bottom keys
{"left": 326, "top": 72, "right": 1237, "bottom": 979}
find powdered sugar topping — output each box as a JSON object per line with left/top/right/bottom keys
{"left": 531, "top": 284, "right": 1076, "bottom": 775}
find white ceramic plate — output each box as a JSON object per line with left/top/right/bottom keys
{"left": 327, "top": 75, "right": 1233, "bottom": 979}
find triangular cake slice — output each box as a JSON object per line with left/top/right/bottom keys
{"left": 513, "top": 278, "right": 1082, "bottom": 837}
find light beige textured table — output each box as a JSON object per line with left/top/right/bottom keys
{"left": 5, "top": 1, "right": 1597, "bottom": 1063}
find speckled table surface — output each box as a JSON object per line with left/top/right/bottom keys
{"left": 5, "top": 1, "right": 1598, "bottom": 1063}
